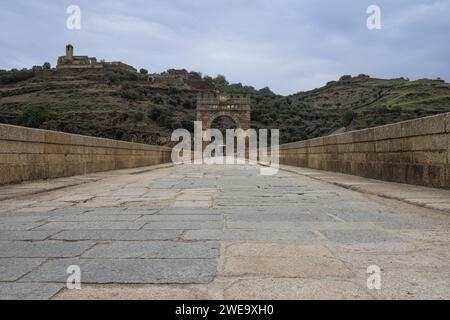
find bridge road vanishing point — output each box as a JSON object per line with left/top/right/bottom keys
{"left": 1, "top": 163, "right": 450, "bottom": 300}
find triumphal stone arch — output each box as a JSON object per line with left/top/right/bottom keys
{"left": 197, "top": 92, "right": 251, "bottom": 130}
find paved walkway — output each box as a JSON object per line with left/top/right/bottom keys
{"left": 1, "top": 164, "right": 450, "bottom": 300}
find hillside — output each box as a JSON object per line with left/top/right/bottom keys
{"left": 1, "top": 67, "right": 450, "bottom": 146}
{"left": 0, "top": 67, "right": 209, "bottom": 145}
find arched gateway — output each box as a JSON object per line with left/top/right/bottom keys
{"left": 197, "top": 92, "right": 251, "bottom": 130}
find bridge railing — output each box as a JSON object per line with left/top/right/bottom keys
{"left": 0, "top": 124, "right": 172, "bottom": 185}
{"left": 279, "top": 112, "right": 450, "bottom": 189}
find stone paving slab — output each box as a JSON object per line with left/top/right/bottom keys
{"left": 0, "top": 258, "right": 46, "bottom": 281}
{"left": 143, "top": 221, "right": 222, "bottom": 230}
{"left": 34, "top": 221, "right": 146, "bottom": 230}
{"left": 173, "top": 201, "right": 212, "bottom": 208}
{"left": 0, "top": 283, "right": 64, "bottom": 300}
{"left": 51, "top": 230, "right": 182, "bottom": 241}
{"left": 21, "top": 258, "right": 217, "bottom": 284}
{"left": 0, "top": 230, "right": 57, "bottom": 241}
{"left": 0, "top": 241, "right": 95, "bottom": 258}
{"left": 0, "top": 222, "right": 46, "bottom": 231}
{"left": 225, "top": 221, "right": 377, "bottom": 231}
{"left": 0, "top": 215, "right": 51, "bottom": 223}
{"left": 221, "top": 242, "right": 353, "bottom": 278}
{"left": 45, "top": 214, "right": 142, "bottom": 222}
{"left": 82, "top": 241, "right": 220, "bottom": 259}
{"left": 157, "top": 208, "right": 221, "bottom": 215}
{"left": 320, "top": 229, "right": 404, "bottom": 243}
{"left": 137, "top": 215, "right": 222, "bottom": 222}
{"left": 330, "top": 211, "right": 417, "bottom": 223}
{"left": 223, "top": 278, "right": 372, "bottom": 300}
{"left": 226, "top": 213, "right": 337, "bottom": 222}
{"left": 183, "top": 229, "right": 319, "bottom": 241}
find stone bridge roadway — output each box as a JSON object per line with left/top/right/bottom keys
{"left": 1, "top": 164, "right": 450, "bottom": 300}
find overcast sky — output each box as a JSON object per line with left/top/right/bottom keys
{"left": 0, "top": 0, "right": 449, "bottom": 95}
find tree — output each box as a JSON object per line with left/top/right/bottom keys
{"left": 212, "top": 75, "right": 229, "bottom": 87}
{"left": 139, "top": 68, "right": 148, "bottom": 75}
{"left": 43, "top": 62, "right": 51, "bottom": 70}
{"left": 342, "top": 111, "right": 356, "bottom": 126}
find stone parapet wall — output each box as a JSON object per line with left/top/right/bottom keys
{"left": 279, "top": 113, "right": 450, "bottom": 188}
{"left": 0, "top": 124, "right": 172, "bottom": 185}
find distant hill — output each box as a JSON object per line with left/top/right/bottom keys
{"left": 1, "top": 66, "right": 450, "bottom": 146}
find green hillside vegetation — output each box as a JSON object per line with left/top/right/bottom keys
{"left": 0, "top": 66, "right": 203, "bottom": 145}
{"left": 213, "top": 74, "right": 450, "bottom": 143}
{"left": 1, "top": 65, "right": 450, "bottom": 146}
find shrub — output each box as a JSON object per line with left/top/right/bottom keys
{"left": 149, "top": 106, "right": 163, "bottom": 121}
{"left": 134, "top": 111, "right": 144, "bottom": 121}
{"left": 151, "top": 95, "right": 164, "bottom": 104}
{"left": 167, "top": 87, "right": 179, "bottom": 95}
{"left": 339, "top": 75, "right": 352, "bottom": 81}
{"left": 17, "top": 106, "right": 48, "bottom": 128}
{"left": 0, "top": 69, "right": 35, "bottom": 85}
{"left": 121, "top": 88, "right": 144, "bottom": 101}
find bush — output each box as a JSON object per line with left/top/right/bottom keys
{"left": 167, "top": 87, "right": 179, "bottom": 95}
{"left": 17, "top": 106, "right": 48, "bottom": 128}
{"left": 182, "top": 99, "right": 195, "bottom": 109}
{"left": 0, "top": 69, "right": 35, "bottom": 85}
{"left": 134, "top": 111, "right": 144, "bottom": 121}
{"left": 149, "top": 106, "right": 163, "bottom": 121}
{"left": 121, "top": 88, "right": 144, "bottom": 101}
{"left": 151, "top": 95, "right": 164, "bottom": 104}
{"left": 103, "top": 70, "right": 138, "bottom": 84}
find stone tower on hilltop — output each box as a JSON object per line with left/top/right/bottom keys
{"left": 57, "top": 44, "right": 136, "bottom": 72}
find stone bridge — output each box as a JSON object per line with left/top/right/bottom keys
{"left": 1, "top": 113, "right": 450, "bottom": 300}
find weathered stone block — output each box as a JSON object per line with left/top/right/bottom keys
{"left": 336, "top": 132, "right": 353, "bottom": 144}
{"left": 353, "top": 128, "right": 374, "bottom": 142}
{"left": 0, "top": 124, "right": 45, "bottom": 143}
{"left": 375, "top": 138, "right": 403, "bottom": 152}
{"left": 307, "top": 137, "right": 323, "bottom": 147}
{"left": 376, "top": 162, "right": 407, "bottom": 183}
{"left": 22, "top": 258, "right": 217, "bottom": 284}
{"left": 353, "top": 142, "right": 375, "bottom": 153}
{"left": 374, "top": 123, "right": 402, "bottom": 140}
{"left": 446, "top": 113, "right": 450, "bottom": 133}
{"left": 402, "top": 113, "right": 446, "bottom": 137}
{"left": 412, "top": 151, "right": 447, "bottom": 165}
{"left": 0, "top": 141, "right": 44, "bottom": 154}
{"left": 322, "top": 135, "right": 337, "bottom": 145}
{"left": 403, "top": 134, "right": 447, "bottom": 151}
{"left": 446, "top": 165, "right": 450, "bottom": 188}
{"left": 405, "top": 164, "right": 446, "bottom": 188}
{"left": 377, "top": 152, "right": 412, "bottom": 164}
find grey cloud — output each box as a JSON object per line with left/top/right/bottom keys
{"left": 0, "top": 0, "right": 448, "bottom": 94}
